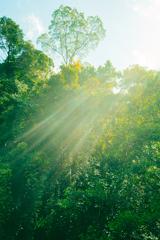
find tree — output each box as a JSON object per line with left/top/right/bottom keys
{"left": 0, "top": 16, "right": 24, "bottom": 76}
{"left": 37, "top": 5, "right": 106, "bottom": 65}
{"left": 14, "top": 41, "right": 54, "bottom": 86}
{"left": 97, "top": 60, "right": 121, "bottom": 87}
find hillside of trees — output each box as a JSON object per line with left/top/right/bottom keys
{"left": 0, "top": 7, "right": 160, "bottom": 240}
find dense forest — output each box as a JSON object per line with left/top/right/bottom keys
{"left": 0, "top": 5, "right": 160, "bottom": 240}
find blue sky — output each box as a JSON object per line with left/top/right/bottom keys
{"left": 1, "top": 0, "right": 160, "bottom": 71}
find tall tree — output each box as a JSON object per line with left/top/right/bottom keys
{"left": 0, "top": 16, "right": 24, "bottom": 76}
{"left": 37, "top": 5, "right": 106, "bottom": 65}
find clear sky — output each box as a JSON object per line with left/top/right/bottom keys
{"left": 1, "top": 0, "right": 160, "bottom": 71}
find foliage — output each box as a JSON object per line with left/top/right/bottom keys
{"left": 0, "top": 16, "right": 24, "bottom": 77}
{"left": 0, "top": 15, "right": 160, "bottom": 240}
{"left": 37, "top": 5, "right": 106, "bottom": 65}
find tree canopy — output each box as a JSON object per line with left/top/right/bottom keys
{"left": 37, "top": 5, "right": 106, "bottom": 65}
{"left": 0, "top": 16, "right": 24, "bottom": 61}
{"left": 0, "top": 14, "right": 160, "bottom": 240}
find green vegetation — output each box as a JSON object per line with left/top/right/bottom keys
{"left": 37, "top": 5, "right": 106, "bottom": 65}
{"left": 0, "top": 7, "right": 160, "bottom": 240}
